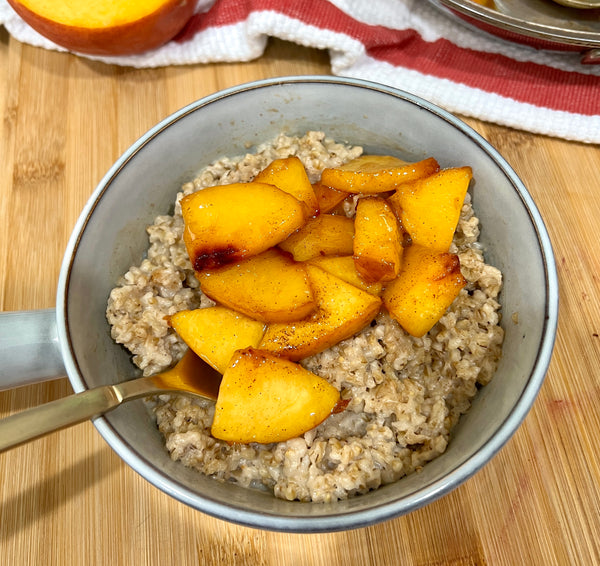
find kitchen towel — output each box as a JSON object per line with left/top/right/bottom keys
{"left": 1, "top": 0, "right": 599, "bottom": 143}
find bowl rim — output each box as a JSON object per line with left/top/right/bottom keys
{"left": 56, "top": 75, "right": 559, "bottom": 533}
{"left": 428, "top": 0, "right": 600, "bottom": 49}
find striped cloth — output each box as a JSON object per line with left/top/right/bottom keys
{"left": 1, "top": 0, "right": 599, "bottom": 142}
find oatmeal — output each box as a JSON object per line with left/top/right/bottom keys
{"left": 106, "top": 131, "right": 504, "bottom": 503}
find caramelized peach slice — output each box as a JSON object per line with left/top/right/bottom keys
{"left": 312, "top": 182, "right": 349, "bottom": 214}
{"left": 259, "top": 265, "right": 382, "bottom": 360}
{"left": 382, "top": 245, "right": 467, "bottom": 338}
{"left": 255, "top": 156, "right": 319, "bottom": 216}
{"left": 211, "top": 348, "right": 340, "bottom": 444}
{"left": 169, "top": 307, "right": 265, "bottom": 374}
{"left": 278, "top": 214, "right": 355, "bottom": 261}
{"left": 353, "top": 197, "right": 403, "bottom": 283}
{"left": 307, "top": 255, "right": 382, "bottom": 295}
{"left": 321, "top": 155, "right": 440, "bottom": 194}
{"left": 196, "top": 249, "right": 316, "bottom": 322}
{"left": 181, "top": 182, "right": 307, "bottom": 271}
{"left": 388, "top": 167, "right": 472, "bottom": 252}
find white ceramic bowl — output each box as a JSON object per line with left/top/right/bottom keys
{"left": 1, "top": 77, "right": 559, "bottom": 532}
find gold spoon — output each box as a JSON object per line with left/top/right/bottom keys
{"left": 0, "top": 349, "right": 221, "bottom": 453}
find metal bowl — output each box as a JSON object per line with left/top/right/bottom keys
{"left": 429, "top": 0, "right": 600, "bottom": 62}
{"left": 56, "top": 76, "right": 558, "bottom": 532}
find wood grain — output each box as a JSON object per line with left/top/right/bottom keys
{"left": 1, "top": 31, "right": 600, "bottom": 565}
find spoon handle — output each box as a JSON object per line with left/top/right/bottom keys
{"left": 0, "top": 380, "right": 152, "bottom": 453}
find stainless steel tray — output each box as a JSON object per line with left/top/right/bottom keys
{"left": 428, "top": 0, "right": 600, "bottom": 62}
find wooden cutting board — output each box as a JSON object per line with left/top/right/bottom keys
{"left": 0, "top": 34, "right": 599, "bottom": 565}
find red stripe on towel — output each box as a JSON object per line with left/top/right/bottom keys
{"left": 177, "top": 0, "right": 600, "bottom": 116}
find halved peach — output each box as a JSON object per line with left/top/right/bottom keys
{"left": 255, "top": 157, "right": 319, "bottom": 216}
{"left": 181, "top": 182, "right": 307, "bottom": 271}
{"left": 196, "top": 249, "right": 316, "bottom": 322}
{"left": 382, "top": 245, "right": 467, "bottom": 338}
{"left": 307, "top": 255, "right": 383, "bottom": 295}
{"left": 353, "top": 197, "right": 403, "bottom": 283}
{"left": 211, "top": 348, "right": 341, "bottom": 444}
{"left": 168, "top": 307, "right": 265, "bottom": 374}
{"left": 388, "top": 167, "right": 472, "bottom": 252}
{"left": 278, "top": 214, "right": 355, "bottom": 261}
{"left": 6, "top": 0, "right": 196, "bottom": 56}
{"left": 321, "top": 155, "right": 440, "bottom": 194}
{"left": 259, "top": 265, "right": 382, "bottom": 360}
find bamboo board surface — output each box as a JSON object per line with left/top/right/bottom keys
{"left": 0, "top": 31, "right": 599, "bottom": 566}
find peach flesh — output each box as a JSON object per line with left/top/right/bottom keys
{"left": 6, "top": 0, "right": 197, "bottom": 55}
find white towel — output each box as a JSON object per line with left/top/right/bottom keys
{"left": 1, "top": 0, "right": 599, "bottom": 143}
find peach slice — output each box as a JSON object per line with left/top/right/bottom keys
{"left": 259, "top": 265, "right": 382, "bottom": 360}
{"left": 388, "top": 167, "right": 472, "bottom": 252}
{"left": 254, "top": 157, "right": 319, "bottom": 216}
{"left": 382, "top": 245, "right": 467, "bottom": 338}
{"left": 196, "top": 249, "right": 316, "bottom": 323}
{"left": 211, "top": 348, "right": 341, "bottom": 444}
{"left": 321, "top": 155, "right": 440, "bottom": 194}
{"left": 278, "top": 214, "right": 355, "bottom": 262}
{"left": 307, "top": 255, "right": 383, "bottom": 296}
{"left": 6, "top": 0, "right": 196, "bottom": 56}
{"left": 181, "top": 182, "right": 307, "bottom": 271}
{"left": 169, "top": 307, "right": 265, "bottom": 374}
{"left": 312, "top": 182, "right": 349, "bottom": 214}
{"left": 353, "top": 197, "right": 403, "bottom": 283}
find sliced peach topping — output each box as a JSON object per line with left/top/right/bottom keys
{"left": 259, "top": 265, "right": 382, "bottom": 361}
{"left": 278, "top": 214, "right": 355, "bottom": 262}
{"left": 169, "top": 307, "right": 265, "bottom": 374}
{"left": 255, "top": 156, "right": 319, "bottom": 216}
{"left": 353, "top": 197, "right": 404, "bottom": 284}
{"left": 196, "top": 249, "right": 316, "bottom": 323}
{"left": 388, "top": 167, "right": 472, "bottom": 252}
{"left": 168, "top": 152, "right": 473, "bottom": 443}
{"left": 383, "top": 245, "right": 467, "bottom": 337}
{"left": 321, "top": 155, "right": 440, "bottom": 194}
{"left": 181, "top": 181, "right": 308, "bottom": 271}
{"left": 211, "top": 348, "right": 340, "bottom": 444}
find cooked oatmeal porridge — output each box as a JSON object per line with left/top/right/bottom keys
{"left": 106, "top": 131, "right": 504, "bottom": 503}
